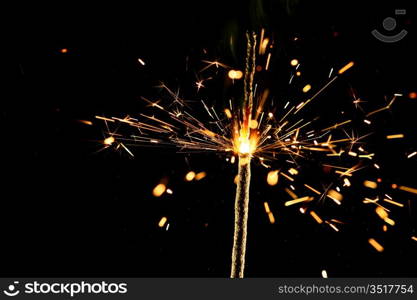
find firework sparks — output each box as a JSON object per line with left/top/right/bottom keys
{"left": 94, "top": 28, "right": 417, "bottom": 277}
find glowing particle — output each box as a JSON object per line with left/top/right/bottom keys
{"left": 285, "top": 196, "right": 314, "bottom": 206}
{"left": 364, "top": 119, "right": 371, "bottom": 125}
{"left": 364, "top": 180, "right": 378, "bottom": 189}
{"left": 343, "top": 178, "right": 351, "bottom": 187}
{"left": 153, "top": 183, "right": 166, "bottom": 197}
{"left": 185, "top": 171, "right": 196, "bottom": 182}
{"left": 348, "top": 151, "right": 358, "bottom": 157}
{"left": 166, "top": 189, "right": 173, "bottom": 195}
{"left": 412, "top": 236, "right": 417, "bottom": 242}
{"left": 374, "top": 164, "right": 380, "bottom": 169}
{"left": 338, "top": 61, "right": 354, "bottom": 74}
{"left": 228, "top": 70, "right": 243, "bottom": 80}
{"left": 264, "top": 202, "right": 271, "bottom": 213}
{"left": 104, "top": 136, "right": 115, "bottom": 145}
{"left": 265, "top": 53, "right": 271, "bottom": 70}
{"left": 383, "top": 198, "right": 404, "bottom": 207}
{"left": 267, "top": 212, "right": 275, "bottom": 224}
{"left": 290, "top": 59, "right": 298, "bottom": 66}
{"left": 383, "top": 225, "right": 388, "bottom": 232}
{"left": 268, "top": 112, "right": 273, "bottom": 118}
{"left": 407, "top": 152, "right": 417, "bottom": 159}
{"left": 249, "top": 120, "right": 258, "bottom": 129}
{"left": 267, "top": 170, "right": 279, "bottom": 186}
{"left": 310, "top": 211, "right": 323, "bottom": 224}
{"left": 327, "top": 189, "right": 343, "bottom": 205}
{"left": 409, "top": 92, "right": 417, "bottom": 99}
{"left": 60, "top": 48, "right": 68, "bottom": 54}
{"left": 386, "top": 134, "right": 404, "bottom": 139}
{"left": 138, "top": 58, "right": 146, "bottom": 66}
{"left": 158, "top": 217, "right": 167, "bottom": 228}
{"left": 368, "top": 238, "right": 384, "bottom": 252}
{"left": 304, "top": 184, "right": 321, "bottom": 195}
{"left": 321, "top": 270, "right": 328, "bottom": 278}
{"left": 296, "top": 71, "right": 301, "bottom": 76}
{"left": 302, "top": 84, "right": 312, "bottom": 93}
{"left": 398, "top": 185, "right": 417, "bottom": 194}
{"left": 78, "top": 120, "right": 93, "bottom": 126}
{"left": 195, "top": 171, "right": 207, "bottom": 181}
{"left": 288, "top": 168, "right": 299, "bottom": 175}
{"left": 231, "top": 156, "right": 236, "bottom": 164}
{"left": 224, "top": 108, "right": 232, "bottom": 119}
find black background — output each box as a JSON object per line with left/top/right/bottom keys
{"left": 4, "top": 0, "right": 417, "bottom": 277}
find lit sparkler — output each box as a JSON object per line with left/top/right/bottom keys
{"left": 95, "top": 29, "right": 416, "bottom": 277}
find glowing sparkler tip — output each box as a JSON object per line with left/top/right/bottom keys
{"left": 104, "top": 136, "right": 115, "bottom": 145}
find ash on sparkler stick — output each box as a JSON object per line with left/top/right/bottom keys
{"left": 230, "top": 32, "right": 257, "bottom": 278}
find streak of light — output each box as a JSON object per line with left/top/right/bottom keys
{"left": 386, "top": 134, "right": 404, "bottom": 139}
{"left": 383, "top": 198, "right": 404, "bottom": 207}
{"left": 363, "top": 180, "right": 378, "bottom": 189}
{"left": 310, "top": 211, "right": 323, "bottom": 224}
{"left": 407, "top": 152, "right": 417, "bottom": 159}
{"left": 398, "top": 185, "right": 417, "bottom": 194}
{"left": 78, "top": 120, "right": 93, "bottom": 125}
{"left": 322, "top": 270, "right": 328, "bottom": 278}
{"left": 195, "top": 171, "right": 207, "bottom": 181}
{"left": 138, "top": 58, "right": 146, "bottom": 65}
{"left": 368, "top": 238, "right": 384, "bottom": 252}
{"left": 304, "top": 184, "right": 321, "bottom": 195}
{"left": 338, "top": 61, "right": 354, "bottom": 74}
{"left": 264, "top": 202, "right": 271, "bottom": 213}
{"left": 285, "top": 196, "right": 314, "bottom": 206}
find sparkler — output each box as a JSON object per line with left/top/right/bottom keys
{"left": 94, "top": 28, "right": 417, "bottom": 277}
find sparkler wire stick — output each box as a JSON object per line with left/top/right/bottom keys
{"left": 231, "top": 154, "right": 251, "bottom": 278}
{"left": 230, "top": 32, "right": 257, "bottom": 278}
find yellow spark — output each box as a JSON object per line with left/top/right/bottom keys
{"left": 327, "top": 189, "right": 343, "bottom": 205}
{"left": 302, "top": 84, "right": 312, "bottom": 93}
{"left": 285, "top": 188, "right": 298, "bottom": 200}
{"left": 383, "top": 225, "right": 388, "bottom": 232}
{"left": 325, "top": 221, "right": 340, "bottom": 232}
{"left": 310, "top": 211, "right": 323, "bottom": 224}
{"left": 321, "top": 270, "right": 328, "bottom": 278}
{"left": 95, "top": 116, "right": 115, "bottom": 122}
{"left": 383, "top": 198, "right": 404, "bottom": 207}
{"left": 412, "top": 236, "right": 417, "bottom": 242}
{"left": 158, "top": 217, "right": 167, "bottom": 228}
{"left": 398, "top": 185, "right": 417, "bottom": 194}
{"left": 290, "top": 59, "right": 299, "bottom": 66}
{"left": 103, "top": 136, "right": 115, "bottom": 145}
{"left": 231, "top": 156, "right": 236, "bottom": 164}
{"left": 375, "top": 206, "right": 388, "bottom": 219}
{"left": 374, "top": 163, "right": 380, "bottom": 169}
{"left": 228, "top": 70, "right": 243, "bottom": 80}
{"left": 166, "top": 189, "right": 173, "bottom": 195}
{"left": 288, "top": 168, "right": 299, "bottom": 175}
{"left": 224, "top": 108, "right": 232, "bottom": 119}
{"left": 78, "top": 120, "right": 93, "bottom": 126}
{"left": 267, "top": 170, "right": 279, "bottom": 186}
{"left": 364, "top": 119, "right": 371, "bottom": 124}
{"left": 268, "top": 112, "right": 273, "bottom": 118}
{"left": 386, "top": 134, "right": 404, "bottom": 139}
{"left": 368, "top": 238, "right": 384, "bottom": 252}
{"left": 249, "top": 120, "right": 258, "bottom": 129}
{"left": 185, "top": 171, "right": 196, "bottom": 181}
{"left": 348, "top": 151, "right": 358, "bottom": 157}
{"left": 260, "top": 38, "right": 269, "bottom": 55}
{"left": 343, "top": 178, "right": 351, "bottom": 187}
{"left": 138, "top": 58, "right": 146, "bottom": 65}
{"left": 265, "top": 53, "right": 272, "bottom": 70}
{"left": 268, "top": 212, "right": 275, "bottom": 224}
{"left": 153, "top": 183, "right": 166, "bottom": 197}
{"left": 195, "top": 171, "right": 207, "bottom": 181}
{"left": 60, "top": 48, "right": 68, "bottom": 53}
{"left": 338, "top": 61, "right": 354, "bottom": 74}
{"left": 364, "top": 180, "right": 378, "bottom": 189}
{"left": 264, "top": 202, "right": 271, "bottom": 213}
{"left": 280, "top": 172, "right": 295, "bottom": 182}
{"left": 285, "top": 196, "right": 314, "bottom": 206}
{"left": 304, "top": 184, "right": 321, "bottom": 195}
